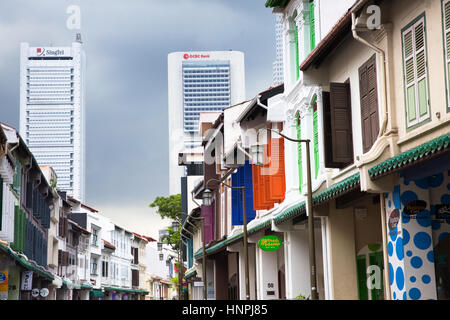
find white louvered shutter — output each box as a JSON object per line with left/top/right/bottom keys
{"left": 443, "top": 0, "right": 450, "bottom": 106}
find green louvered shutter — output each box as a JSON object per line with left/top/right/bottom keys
{"left": 295, "top": 23, "right": 300, "bottom": 80}
{"left": 296, "top": 113, "right": 302, "bottom": 193}
{"left": 310, "top": 1, "right": 316, "bottom": 51}
{"left": 402, "top": 16, "right": 429, "bottom": 128}
{"left": 443, "top": 0, "right": 450, "bottom": 111}
{"left": 312, "top": 97, "right": 319, "bottom": 178}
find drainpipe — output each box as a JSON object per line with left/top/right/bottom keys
{"left": 379, "top": 195, "right": 391, "bottom": 300}
{"left": 351, "top": 12, "right": 389, "bottom": 138}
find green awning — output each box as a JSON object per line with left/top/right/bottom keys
{"left": 369, "top": 132, "right": 450, "bottom": 180}
{"left": 0, "top": 242, "right": 54, "bottom": 281}
{"left": 184, "top": 270, "right": 197, "bottom": 280}
{"left": 90, "top": 289, "right": 104, "bottom": 298}
{"left": 103, "top": 286, "right": 148, "bottom": 294}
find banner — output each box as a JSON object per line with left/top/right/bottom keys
{"left": 0, "top": 270, "right": 8, "bottom": 300}
{"left": 21, "top": 271, "right": 33, "bottom": 291}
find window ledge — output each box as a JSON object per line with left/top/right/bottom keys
{"left": 397, "top": 115, "right": 450, "bottom": 147}
{"left": 331, "top": 164, "right": 357, "bottom": 181}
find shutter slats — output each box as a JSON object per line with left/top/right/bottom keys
{"left": 446, "top": 1, "right": 450, "bottom": 30}
{"left": 296, "top": 113, "right": 302, "bottom": 193}
{"left": 404, "top": 31, "right": 413, "bottom": 58}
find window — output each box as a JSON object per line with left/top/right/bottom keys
{"left": 442, "top": 0, "right": 450, "bottom": 112}
{"left": 312, "top": 95, "right": 320, "bottom": 178}
{"left": 296, "top": 112, "right": 302, "bottom": 193}
{"left": 91, "top": 257, "right": 98, "bottom": 275}
{"left": 359, "top": 55, "right": 380, "bottom": 153}
{"left": 323, "top": 83, "right": 354, "bottom": 168}
{"left": 289, "top": 11, "right": 300, "bottom": 84}
{"left": 309, "top": 0, "right": 316, "bottom": 52}
{"left": 102, "top": 260, "right": 109, "bottom": 277}
{"left": 91, "top": 228, "right": 98, "bottom": 246}
{"left": 402, "top": 14, "right": 430, "bottom": 129}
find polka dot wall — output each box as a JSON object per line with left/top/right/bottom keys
{"left": 384, "top": 172, "right": 450, "bottom": 300}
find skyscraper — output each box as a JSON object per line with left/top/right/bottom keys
{"left": 19, "top": 36, "right": 86, "bottom": 201}
{"left": 168, "top": 51, "right": 245, "bottom": 195}
{"left": 273, "top": 14, "right": 284, "bottom": 86}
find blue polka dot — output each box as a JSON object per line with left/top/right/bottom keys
{"left": 407, "top": 250, "right": 413, "bottom": 257}
{"left": 401, "top": 191, "right": 419, "bottom": 206}
{"left": 390, "top": 228, "right": 398, "bottom": 242}
{"left": 396, "top": 237, "right": 404, "bottom": 260}
{"left": 417, "top": 210, "right": 431, "bottom": 228}
{"left": 414, "top": 232, "right": 432, "bottom": 250}
{"left": 414, "top": 178, "right": 429, "bottom": 189}
{"left": 422, "top": 275, "right": 431, "bottom": 284}
{"left": 402, "top": 212, "right": 410, "bottom": 224}
{"left": 396, "top": 267, "right": 405, "bottom": 290}
{"left": 404, "top": 179, "right": 410, "bottom": 186}
{"left": 393, "top": 292, "right": 396, "bottom": 299}
{"left": 389, "top": 263, "right": 394, "bottom": 285}
{"left": 432, "top": 220, "right": 441, "bottom": 230}
{"left": 438, "top": 232, "right": 450, "bottom": 243}
{"left": 427, "top": 251, "right": 434, "bottom": 263}
{"left": 388, "top": 242, "right": 393, "bottom": 256}
{"left": 385, "top": 193, "right": 389, "bottom": 199}
{"left": 441, "top": 194, "right": 450, "bottom": 205}
{"left": 403, "top": 229, "right": 410, "bottom": 245}
{"left": 447, "top": 183, "right": 450, "bottom": 190}
{"left": 388, "top": 200, "right": 392, "bottom": 208}
{"left": 409, "top": 288, "right": 421, "bottom": 300}
{"left": 393, "top": 186, "right": 401, "bottom": 209}
{"left": 411, "top": 256, "right": 423, "bottom": 268}
{"left": 403, "top": 292, "right": 407, "bottom": 300}
{"left": 429, "top": 174, "right": 444, "bottom": 188}
{"left": 410, "top": 276, "right": 416, "bottom": 282}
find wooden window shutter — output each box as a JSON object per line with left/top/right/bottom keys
{"left": 310, "top": 1, "right": 316, "bottom": 51}
{"left": 268, "top": 138, "right": 286, "bottom": 203}
{"left": 359, "top": 55, "right": 379, "bottom": 153}
{"left": 402, "top": 16, "right": 429, "bottom": 128}
{"left": 296, "top": 113, "right": 302, "bottom": 193}
{"left": 295, "top": 23, "right": 300, "bottom": 80}
{"left": 444, "top": 0, "right": 450, "bottom": 111}
{"left": 330, "top": 82, "right": 354, "bottom": 165}
{"left": 64, "top": 217, "right": 69, "bottom": 238}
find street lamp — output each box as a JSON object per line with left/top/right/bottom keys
{"left": 251, "top": 127, "right": 319, "bottom": 300}
{"left": 202, "top": 178, "right": 250, "bottom": 300}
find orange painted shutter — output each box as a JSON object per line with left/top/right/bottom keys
{"left": 269, "top": 138, "right": 286, "bottom": 203}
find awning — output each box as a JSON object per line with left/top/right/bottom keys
{"left": 90, "top": 289, "right": 104, "bottom": 298}
{"left": 0, "top": 242, "right": 54, "bottom": 281}
{"left": 184, "top": 269, "right": 197, "bottom": 280}
{"left": 369, "top": 132, "right": 450, "bottom": 180}
{"left": 103, "top": 286, "right": 149, "bottom": 294}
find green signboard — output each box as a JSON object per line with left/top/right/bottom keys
{"left": 258, "top": 235, "right": 282, "bottom": 251}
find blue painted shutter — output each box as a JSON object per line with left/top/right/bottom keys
{"left": 231, "top": 168, "right": 242, "bottom": 225}
{"left": 232, "top": 161, "right": 256, "bottom": 225}
{"left": 243, "top": 161, "right": 256, "bottom": 223}
{"left": 187, "top": 237, "right": 193, "bottom": 269}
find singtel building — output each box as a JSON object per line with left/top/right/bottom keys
{"left": 19, "top": 38, "right": 86, "bottom": 201}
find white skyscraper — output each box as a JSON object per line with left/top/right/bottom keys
{"left": 168, "top": 51, "right": 245, "bottom": 195}
{"left": 19, "top": 36, "right": 86, "bottom": 201}
{"left": 273, "top": 14, "right": 284, "bottom": 86}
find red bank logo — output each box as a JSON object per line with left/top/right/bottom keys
{"left": 36, "top": 48, "right": 45, "bottom": 56}
{"left": 183, "top": 53, "right": 210, "bottom": 59}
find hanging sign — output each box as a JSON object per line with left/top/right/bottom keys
{"left": 40, "top": 288, "right": 49, "bottom": 298}
{"left": 31, "top": 288, "right": 40, "bottom": 298}
{"left": 403, "top": 200, "right": 427, "bottom": 216}
{"left": 436, "top": 204, "right": 450, "bottom": 219}
{"left": 258, "top": 235, "right": 282, "bottom": 251}
{"left": 0, "top": 271, "right": 8, "bottom": 297}
{"left": 21, "top": 271, "right": 33, "bottom": 291}
{"left": 388, "top": 209, "right": 400, "bottom": 231}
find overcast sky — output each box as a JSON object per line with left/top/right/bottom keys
{"left": 0, "top": 0, "right": 277, "bottom": 239}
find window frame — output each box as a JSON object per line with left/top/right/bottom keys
{"left": 401, "top": 13, "right": 431, "bottom": 131}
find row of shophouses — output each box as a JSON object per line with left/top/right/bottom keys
{"left": 0, "top": 123, "right": 178, "bottom": 300}
{"left": 179, "top": 0, "right": 450, "bottom": 300}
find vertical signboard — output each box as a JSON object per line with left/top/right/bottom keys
{"left": 21, "top": 271, "right": 33, "bottom": 291}
{"left": 0, "top": 270, "right": 8, "bottom": 300}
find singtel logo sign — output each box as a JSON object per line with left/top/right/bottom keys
{"left": 36, "top": 48, "right": 66, "bottom": 57}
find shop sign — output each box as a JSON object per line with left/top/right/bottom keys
{"left": 21, "top": 271, "right": 33, "bottom": 291}
{"left": 193, "top": 281, "right": 203, "bottom": 287}
{"left": 435, "top": 204, "right": 450, "bottom": 219}
{"left": 40, "top": 288, "right": 49, "bottom": 298}
{"left": 388, "top": 209, "right": 400, "bottom": 231}
{"left": 403, "top": 200, "right": 427, "bottom": 216}
{"left": 0, "top": 271, "right": 8, "bottom": 293}
{"left": 258, "top": 235, "right": 282, "bottom": 251}
{"left": 31, "top": 288, "right": 40, "bottom": 298}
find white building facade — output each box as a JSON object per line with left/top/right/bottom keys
{"left": 19, "top": 39, "right": 86, "bottom": 202}
{"left": 273, "top": 13, "right": 285, "bottom": 86}
{"left": 168, "top": 51, "right": 246, "bottom": 195}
